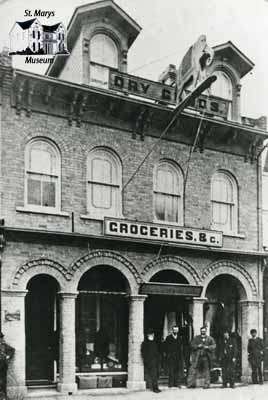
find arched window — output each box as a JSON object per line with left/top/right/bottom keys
{"left": 211, "top": 71, "right": 232, "bottom": 100}
{"left": 25, "top": 139, "right": 60, "bottom": 211}
{"left": 87, "top": 148, "right": 122, "bottom": 218}
{"left": 89, "top": 33, "right": 118, "bottom": 88}
{"left": 154, "top": 161, "right": 183, "bottom": 224}
{"left": 211, "top": 171, "right": 238, "bottom": 234}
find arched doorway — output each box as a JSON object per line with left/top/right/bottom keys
{"left": 75, "top": 265, "right": 129, "bottom": 386}
{"left": 144, "top": 270, "right": 193, "bottom": 379}
{"left": 204, "top": 274, "right": 246, "bottom": 380}
{"left": 25, "top": 274, "right": 59, "bottom": 386}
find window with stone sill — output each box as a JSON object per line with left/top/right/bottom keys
{"left": 153, "top": 160, "right": 184, "bottom": 225}
{"left": 25, "top": 139, "right": 61, "bottom": 212}
{"left": 89, "top": 33, "right": 119, "bottom": 89}
{"left": 211, "top": 171, "right": 238, "bottom": 235}
{"left": 87, "top": 148, "right": 122, "bottom": 219}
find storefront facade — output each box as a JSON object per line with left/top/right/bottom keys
{"left": 0, "top": 1, "right": 268, "bottom": 398}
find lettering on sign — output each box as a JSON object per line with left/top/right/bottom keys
{"left": 193, "top": 95, "right": 230, "bottom": 118}
{"left": 140, "top": 283, "right": 203, "bottom": 297}
{"left": 109, "top": 70, "right": 176, "bottom": 104}
{"left": 104, "top": 218, "right": 223, "bottom": 248}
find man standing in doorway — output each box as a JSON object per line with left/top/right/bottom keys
{"left": 187, "top": 326, "right": 216, "bottom": 389}
{"left": 141, "top": 329, "right": 161, "bottom": 393}
{"left": 219, "top": 330, "right": 237, "bottom": 388}
{"left": 164, "top": 325, "right": 184, "bottom": 388}
{"left": 248, "top": 328, "right": 264, "bottom": 384}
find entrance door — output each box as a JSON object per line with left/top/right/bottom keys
{"left": 25, "top": 275, "right": 59, "bottom": 385}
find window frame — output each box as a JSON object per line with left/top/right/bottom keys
{"left": 153, "top": 160, "right": 184, "bottom": 225}
{"left": 211, "top": 170, "right": 238, "bottom": 235}
{"left": 86, "top": 147, "right": 122, "bottom": 220}
{"left": 89, "top": 33, "right": 119, "bottom": 89}
{"left": 24, "top": 139, "right": 61, "bottom": 213}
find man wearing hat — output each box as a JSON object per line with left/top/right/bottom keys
{"left": 0, "top": 332, "right": 15, "bottom": 399}
{"left": 141, "top": 329, "right": 161, "bottom": 393}
{"left": 248, "top": 328, "right": 264, "bottom": 384}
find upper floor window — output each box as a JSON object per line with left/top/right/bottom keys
{"left": 211, "top": 71, "right": 232, "bottom": 119}
{"left": 87, "top": 148, "right": 122, "bottom": 218}
{"left": 90, "top": 33, "right": 118, "bottom": 88}
{"left": 211, "top": 71, "right": 232, "bottom": 100}
{"left": 211, "top": 171, "right": 238, "bottom": 234}
{"left": 154, "top": 161, "right": 183, "bottom": 224}
{"left": 25, "top": 140, "right": 60, "bottom": 211}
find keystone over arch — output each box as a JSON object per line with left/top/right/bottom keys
{"left": 68, "top": 250, "right": 142, "bottom": 294}
{"left": 201, "top": 259, "right": 257, "bottom": 300}
{"left": 141, "top": 255, "right": 201, "bottom": 285}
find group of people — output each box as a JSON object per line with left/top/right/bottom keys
{"left": 141, "top": 325, "right": 264, "bottom": 393}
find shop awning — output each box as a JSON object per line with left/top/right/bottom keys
{"left": 139, "top": 282, "right": 203, "bottom": 297}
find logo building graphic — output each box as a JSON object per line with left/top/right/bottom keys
{"left": 9, "top": 18, "right": 68, "bottom": 55}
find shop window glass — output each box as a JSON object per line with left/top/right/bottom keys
{"left": 154, "top": 161, "right": 183, "bottom": 224}
{"left": 211, "top": 171, "right": 238, "bottom": 234}
{"left": 76, "top": 267, "right": 128, "bottom": 375}
{"left": 25, "top": 140, "right": 60, "bottom": 210}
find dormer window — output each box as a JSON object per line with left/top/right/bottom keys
{"left": 89, "top": 33, "right": 118, "bottom": 89}
{"left": 211, "top": 71, "right": 232, "bottom": 100}
{"left": 211, "top": 71, "right": 232, "bottom": 119}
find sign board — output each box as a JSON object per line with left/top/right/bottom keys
{"left": 109, "top": 70, "right": 176, "bottom": 104}
{"left": 192, "top": 94, "right": 230, "bottom": 119}
{"left": 104, "top": 218, "right": 223, "bottom": 248}
{"left": 139, "top": 282, "right": 203, "bottom": 297}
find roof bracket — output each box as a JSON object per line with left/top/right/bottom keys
{"left": 76, "top": 93, "right": 88, "bottom": 127}
{"left": 15, "top": 79, "right": 25, "bottom": 115}
{"left": 26, "top": 80, "right": 35, "bottom": 117}
{"left": 132, "top": 107, "right": 153, "bottom": 141}
{"left": 68, "top": 91, "right": 79, "bottom": 126}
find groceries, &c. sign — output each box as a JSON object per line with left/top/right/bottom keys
{"left": 104, "top": 218, "right": 223, "bottom": 248}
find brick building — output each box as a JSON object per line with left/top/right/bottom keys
{"left": 0, "top": 0, "right": 268, "bottom": 398}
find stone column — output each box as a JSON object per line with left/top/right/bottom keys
{"left": 240, "top": 300, "right": 264, "bottom": 383}
{"left": 127, "top": 295, "right": 147, "bottom": 390}
{"left": 1, "top": 289, "right": 28, "bottom": 399}
{"left": 57, "top": 292, "right": 78, "bottom": 394}
{"left": 191, "top": 298, "right": 206, "bottom": 336}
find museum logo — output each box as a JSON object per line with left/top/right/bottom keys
{"left": 9, "top": 11, "right": 69, "bottom": 61}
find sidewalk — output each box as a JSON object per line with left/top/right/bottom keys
{"left": 25, "top": 383, "right": 268, "bottom": 400}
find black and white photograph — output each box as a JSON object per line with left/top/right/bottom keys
{"left": 0, "top": 0, "right": 268, "bottom": 399}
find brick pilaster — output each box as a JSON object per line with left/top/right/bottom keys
{"left": 57, "top": 292, "right": 78, "bottom": 394}
{"left": 240, "top": 300, "right": 264, "bottom": 383}
{"left": 126, "top": 294, "right": 147, "bottom": 390}
{"left": 192, "top": 297, "right": 207, "bottom": 336}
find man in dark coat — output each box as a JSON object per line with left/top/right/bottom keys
{"left": 0, "top": 332, "right": 15, "bottom": 399}
{"left": 247, "top": 328, "right": 264, "bottom": 384}
{"left": 219, "top": 330, "right": 237, "bottom": 388}
{"left": 141, "top": 330, "right": 161, "bottom": 393}
{"left": 164, "top": 325, "right": 184, "bottom": 388}
{"left": 187, "top": 326, "right": 216, "bottom": 389}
